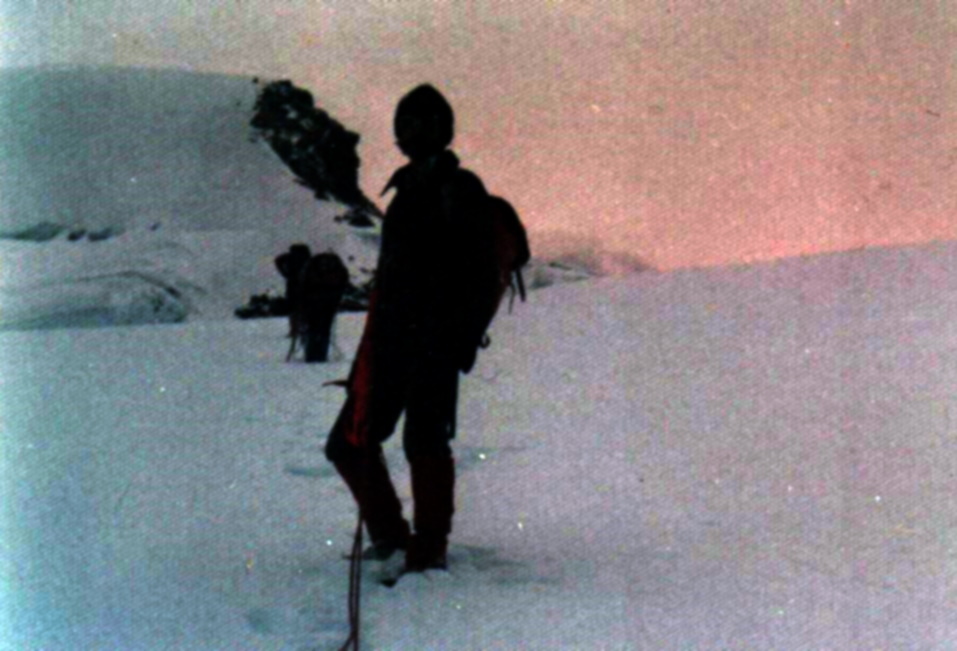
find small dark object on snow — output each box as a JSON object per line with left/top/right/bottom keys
{"left": 86, "top": 227, "right": 119, "bottom": 242}
{"left": 0, "top": 221, "right": 65, "bottom": 242}
{"left": 335, "top": 207, "right": 376, "bottom": 229}
{"left": 234, "top": 293, "right": 287, "bottom": 320}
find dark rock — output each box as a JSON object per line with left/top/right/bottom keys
{"left": 250, "top": 80, "right": 381, "bottom": 220}
{"left": 1, "top": 221, "right": 65, "bottom": 242}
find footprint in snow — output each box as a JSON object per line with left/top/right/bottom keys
{"left": 245, "top": 603, "right": 344, "bottom": 642}
{"left": 283, "top": 463, "right": 335, "bottom": 479}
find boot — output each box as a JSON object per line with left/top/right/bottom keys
{"left": 406, "top": 455, "right": 455, "bottom": 572}
{"left": 333, "top": 452, "right": 410, "bottom": 560}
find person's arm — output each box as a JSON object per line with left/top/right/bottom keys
{"left": 444, "top": 173, "right": 496, "bottom": 372}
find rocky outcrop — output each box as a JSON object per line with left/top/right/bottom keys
{"left": 250, "top": 80, "right": 381, "bottom": 224}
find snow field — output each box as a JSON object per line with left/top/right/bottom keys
{"left": 4, "top": 242, "right": 957, "bottom": 648}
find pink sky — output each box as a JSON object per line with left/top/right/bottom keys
{"left": 4, "top": 1, "right": 955, "bottom": 269}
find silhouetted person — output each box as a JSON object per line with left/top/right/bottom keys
{"left": 325, "top": 84, "right": 496, "bottom": 573}
{"left": 297, "top": 252, "right": 349, "bottom": 363}
{"left": 274, "top": 243, "right": 312, "bottom": 335}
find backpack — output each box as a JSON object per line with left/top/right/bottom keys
{"left": 299, "top": 252, "right": 350, "bottom": 297}
{"left": 476, "top": 195, "right": 530, "bottom": 348}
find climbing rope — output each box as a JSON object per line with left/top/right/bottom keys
{"left": 337, "top": 511, "right": 364, "bottom": 651}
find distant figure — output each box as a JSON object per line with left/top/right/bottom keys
{"left": 274, "top": 243, "right": 312, "bottom": 335}
{"left": 294, "top": 252, "right": 349, "bottom": 363}
{"left": 325, "top": 84, "right": 498, "bottom": 575}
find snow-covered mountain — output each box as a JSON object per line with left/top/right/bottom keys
{"left": 3, "top": 238, "right": 957, "bottom": 648}
{"left": 0, "top": 66, "right": 348, "bottom": 235}
{"left": 0, "top": 66, "right": 613, "bottom": 330}
{"left": 0, "top": 66, "right": 385, "bottom": 327}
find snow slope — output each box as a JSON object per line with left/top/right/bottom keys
{"left": 0, "top": 66, "right": 340, "bottom": 235}
{"left": 0, "top": 66, "right": 385, "bottom": 327}
{"left": 3, "top": 240, "right": 957, "bottom": 649}
{"left": 0, "top": 66, "right": 605, "bottom": 331}
{"left": 0, "top": 225, "right": 381, "bottom": 328}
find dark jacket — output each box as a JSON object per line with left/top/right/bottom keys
{"left": 372, "top": 150, "right": 495, "bottom": 373}
{"left": 299, "top": 253, "right": 349, "bottom": 325}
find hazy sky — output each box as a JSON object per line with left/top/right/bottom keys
{"left": 3, "top": 1, "right": 955, "bottom": 269}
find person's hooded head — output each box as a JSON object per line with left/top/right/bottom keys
{"left": 289, "top": 243, "right": 312, "bottom": 262}
{"left": 394, "top": 84, "right": 454, "bottom": 161}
